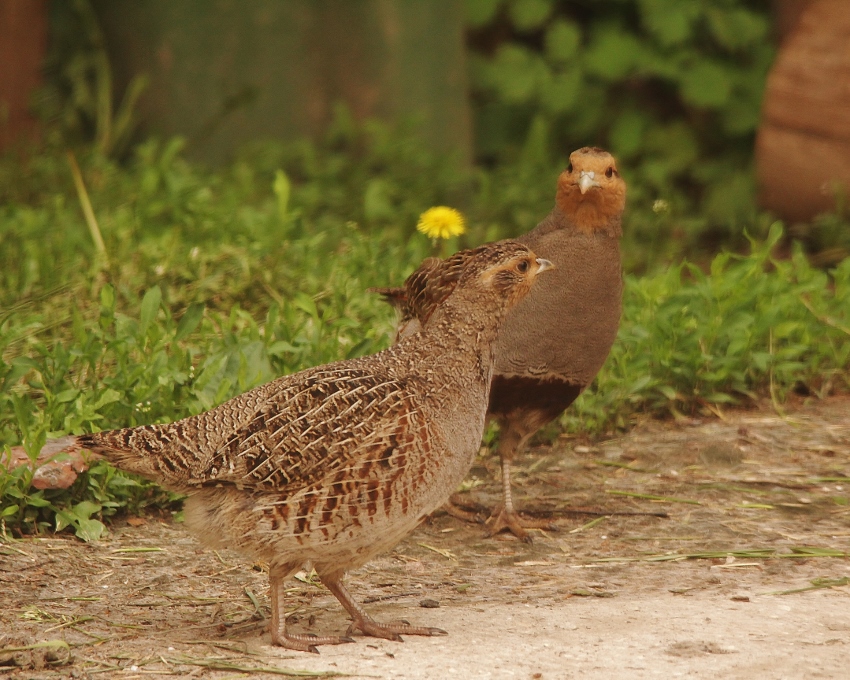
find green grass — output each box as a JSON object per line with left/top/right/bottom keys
{"left": 567, "top": 225, "right": 850, "bottom": 433}
{"left": 1, "top": 130, "right": 849, "bottom": 537}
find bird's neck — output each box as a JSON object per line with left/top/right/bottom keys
{"left": 551, "top": 189, "right": 624, "bottom": 237}
{"left": 424, "top": 288, "right": 507, "bottom": 349}
{"left": 394, "top": 286, "right": 508, "bottom": 398}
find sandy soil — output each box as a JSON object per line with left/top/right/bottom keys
{"left": 2, "top": 396, "right": 849, "bottom": 679}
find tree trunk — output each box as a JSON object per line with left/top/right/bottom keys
{"left": 0, "top": 0, "right": 47, "bottom": 153}
{"left": 756, "top": 0, "right": 850, "bottom": 221}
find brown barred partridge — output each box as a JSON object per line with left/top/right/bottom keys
{"left": 47, "top": 241, "right": 552, "bottom": 653}
{"left": 374, "top": 147, "right": 625, "bottom": 541}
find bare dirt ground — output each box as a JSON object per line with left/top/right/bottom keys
{"left": 2, "top": 396, "right": 849, "bottom": 679}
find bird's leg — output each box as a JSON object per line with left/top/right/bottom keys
{"left": 268, "top": 566, "right": 354, "bottom": 653}
{"left": 485, "top": 428, "right": 558, "bottom": 543}
{"left": 321, "top": 574, "right": 447, "bottom": 642}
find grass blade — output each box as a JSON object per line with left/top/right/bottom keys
{"left": 66, "top": 151, "right": 108, "bottom": 264}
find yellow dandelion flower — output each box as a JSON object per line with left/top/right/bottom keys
{"left": 416, "top": 206, "right": 466, "bottom": 240}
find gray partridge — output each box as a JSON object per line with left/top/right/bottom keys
{"left": 374, "top": 147, "right": 625, "bottom": 541}
{"left": 46, "top": 241, "right": 552, "bottom": 652}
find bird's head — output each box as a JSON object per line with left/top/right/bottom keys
{"left": 459, "top": 241, "right": 553, "bottom": 309}
{"left": 555, "top": 147, "right": 626, "bottom": 234}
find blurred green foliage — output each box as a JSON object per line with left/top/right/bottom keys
{"left": 37, "top": 0, "right": 148, "bottom": 156}
{"left": 466, "top": 0, "right": 775, "bottom": 260}
{"left": 32, "top": 0, "right": 850, "bottom": 270}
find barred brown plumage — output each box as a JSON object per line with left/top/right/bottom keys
{"left": 374, "top": 147, "right": 626, "bottom": 541}
{"left": 47, "top": 240, "right": 552, "bottom": 652}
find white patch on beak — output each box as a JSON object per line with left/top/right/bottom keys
{"left": 535, "top": 258, "right": 554, "bottom": 273}
{"left": 578, "top": 171, "right": 600, "bottom": 194}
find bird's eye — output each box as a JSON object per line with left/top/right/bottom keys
{"left": 605, "top": 166, "right": 615, "bottom": 178}
{"left": 516, "top": 260, "right": 529, "bottom": 273}
{"left": 566, "top": 162, "right": 573, "bottom": 173}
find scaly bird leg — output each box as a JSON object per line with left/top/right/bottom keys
{"left": 322, "top": 575, "right": 447, "bottom": 642}
{"left": 485, "top": 429, "right": 559, "bottom": 543}
{"left": 268, "top": 567, "right": 354, "bottom": 653}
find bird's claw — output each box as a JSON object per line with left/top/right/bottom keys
{"left": 485, "top": 506, "right": 558, "bottom": 543}
{"left": 348, "top": 617, "right": 447, "bottom": 641}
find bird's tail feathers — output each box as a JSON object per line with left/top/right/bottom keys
{"left": 367, "top": 286, "right": 407, "bottom": 312}
{"left": 78, "top": 425, "right": 193, "bottom": 489}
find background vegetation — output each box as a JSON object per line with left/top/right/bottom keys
{"left": 468, "top": 0, "right": 776, "bottom": 264}
{"left": 2, "top": 0, "right": 849, "bottom": 537}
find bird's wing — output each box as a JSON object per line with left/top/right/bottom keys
{"left": 194, "top": 365, "right": 432, "bottom": 496}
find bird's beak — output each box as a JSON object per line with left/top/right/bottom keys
{"left": 578, "top": 171, "right": 600, "bottom": 194}
{"left": 535, "top": 258, "right": 554, "bottom": 274}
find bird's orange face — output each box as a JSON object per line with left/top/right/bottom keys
{"left": 555, "top": 147, "right": 627, "bottom": 234}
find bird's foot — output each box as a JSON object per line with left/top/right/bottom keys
{"left": 270, "top": 629, "right": 355, "bottom": 654}
{"left": 442, "top": 494, "right": 487, "bottom": 524}
{"left": 485, "top": 506, "right": 558, "bottom": 543}
{"left": 348, "top": 616, "right": 447, "bottom": 642}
